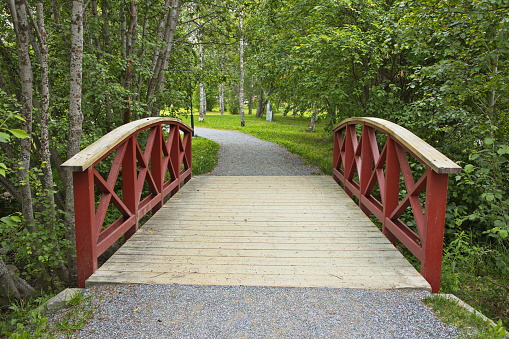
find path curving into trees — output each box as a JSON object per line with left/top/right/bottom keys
{"left": 194, "top": 127, "right": 321, "bottom": 176}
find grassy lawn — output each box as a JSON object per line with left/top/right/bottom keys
{"left": 181, "top": 110, "right": 334, "bottom": 175}
{"left": 192, "top": 136, "right": 220, "bottom": 175}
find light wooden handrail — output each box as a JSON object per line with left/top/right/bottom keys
{"left": 62, "top": 117, "right": 192, "bottom": 171}
{"left": 333, "top": 117, "right": 461, "bottom": 174}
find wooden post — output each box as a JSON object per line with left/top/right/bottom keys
{"left": 360, "top": 125, "right": 373, "bottom": 216}
{"left": 123, "top": 137, "right": 138, "bottom": 240}
{"left": 383, "top": 137, "right": 399, "bottom": 245}
{"left": 73, "top": 169, "right": 96, "bottom": 288}
{"left": 421, "top": 171, "right": 449, "bottom": 293}
{"left": 151, "top": 126, "right": 164, "bottom": 212}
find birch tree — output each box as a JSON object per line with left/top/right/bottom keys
{"left": 238, "top": 12, "right": 245, "bottom": 126}
{"left": 64, "top": 0, "right": 84, "bottom": 283}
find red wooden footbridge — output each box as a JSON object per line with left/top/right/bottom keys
{"left": 62, "top": 117, "right": 460, "bottom": 293}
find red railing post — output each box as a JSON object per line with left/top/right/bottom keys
{"left": 360, "top": 125, "right": 373, "bottom": 216}
{"left": 383, "top": 137, "right": 399, "bottom": 245}
{"left": 151, "top": 125, "right": 164, "bottom": 212}
{"left": 73, "top": 169, "right": 97, "bottom": 288}
{"left": 169, "top": 125, "right": 181, "bottom": 195}
{"left": 421, "top": 171, "right": 450, "bottom": 293}
{"left": 343, "top": 125, "right": 357, "bottom": 197}
{"left": 123, "top": 136, "right": 138, "bottom": 240}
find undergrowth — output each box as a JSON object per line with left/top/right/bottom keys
{"left": 0, "top": 291, "right": 92, "bottom": 338}
{"left": 424, "top": 295, "right": 507, "bottom": 338}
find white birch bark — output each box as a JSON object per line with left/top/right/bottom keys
{"left": 198, "top": 39, "right": 206, "bottom": 121}
{"left": 10, "top": 0, "right": 35, "bottom": 232}
{"left": 64, "top": 0, "right": 84, "bottom": 283}
{"left": 248, "top": 75, "right": 253, "bottom": 115}
{"left": 219, "top": 82, "right": 225, "bottom": 115}
{"left": 147, "top": 0, "right": 180, "bottom": 116}
{"left": 239, "top": 13, "right": 245, "bottom": 126}
{"left": 36, "top": 0, "right": 69, "bottom": 282}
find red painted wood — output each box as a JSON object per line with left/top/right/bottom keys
{"left": 421, "top": 171, "right": 449, "bottom": 293}
{"left": 70, "top": 120, "right": 192, "bottom": 287}
{"left": 332, "top": 119, "right": 456, "bottom": 293}
{"left": 73, "top": 170, "right": 97, "bottom": 288}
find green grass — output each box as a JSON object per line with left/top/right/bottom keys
{"left": 424, "top": 295, "right": 507, "bottom": 338}
{"left": 192, "top": 136, "right": 220, "bottom": 175}
{"left": 180, "top": 110, "right": 334, "bottom": 175}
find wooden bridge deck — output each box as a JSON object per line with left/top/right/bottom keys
{"left": 86, "top": 176, "right": 431, "bottom": 290}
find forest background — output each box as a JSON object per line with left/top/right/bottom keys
{"left": 0, "top": 0, "right": 508, "bottom": 327}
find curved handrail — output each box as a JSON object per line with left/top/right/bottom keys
{"left": 332, "top": 117, "right": 460, "bottom": 292}
{"left": 62, "top": 117, "right": 193, "bottom": 287}
{"left": 62, "top": 117, "right": 192, "bottom": 171}
{"left": 333, "top": 117, "right": 461, "bottom": 174}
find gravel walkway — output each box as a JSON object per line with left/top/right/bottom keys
{"left": 194, "top": 127, "right": 321, "bottom": 175}
{"left": 76, "top": 285, "right": 460, "bottom": 339}
{"left": 72, "top": 128, "right": 461, "bottom": 338}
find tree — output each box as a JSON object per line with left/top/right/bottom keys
{"left": 238, "top": 11, "right": 245, "bottom": 126}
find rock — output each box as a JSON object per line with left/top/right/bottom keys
{"left": 38, "top": 288, "right": 84, "bottom": 313}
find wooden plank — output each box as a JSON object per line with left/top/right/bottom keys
{"left": 95, "top": 262, "right": 423, "bottom": 276}
{"left": 87, "top": 176, "right": 431, "bottom": 291}
{"left": 131, "top": 233, "right": 392, "bottom": 243}
{"left": 120, "top": 241, "right": 397, "bottom": 251}
{"left": 106, "top": 247, "right": 410, "bottom": 259}
{"left": 104, "top": 254, "right": 413, "bottom": 267}
{"left": 86, "top": 271, "right": 430, "bottom": 290}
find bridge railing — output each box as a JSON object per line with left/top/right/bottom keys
{"left": 333, "top": 117, "right": 461, "bottom": 293}
{"left": 62, "top": 117, "right": 193, "bottom": 287}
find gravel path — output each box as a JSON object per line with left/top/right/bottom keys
{"left": 76, "top": 285, "right": 460, "bottom": 339}
{"left": 194, "top": 127, "right": 321, "bottom": 175}
{"left": 72, "top": 128, "right": 461, "bottom": 338}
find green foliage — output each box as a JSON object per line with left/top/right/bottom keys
{"left": 0, "top": 292, "right": 92, "bottom": 338}
{"left": 0, "top": 90, "right": 28, "bottom": 176}
{"left": 441, "top": 231, "right": 509, "bottom": 324}
{"left": 452, "top": 139, "right": 509, "bottom": 241}
{"left": 0, "top": 173, "right": 71, "bottom": 283}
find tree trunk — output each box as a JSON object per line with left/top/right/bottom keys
{"left": 238, "top": 13, "right": 245, "bottom": 127}
{"left": 64, "top": 0, "right": 85, "bottom": 285}
{"left": 123, "top": 1, "right": 138, "bottom": 124}
{"left": 256, "top": 87, "right": 265, "bottom": 117}
{"left": 248, "top": 75, "right": 253, "bottom": 115}
{"left": 0, "top": 257, "right": 20, "bottom": 305}
{"left": 219, "top": 82, "right": 225, "bottom": 115}
{"left": 35, "top": 0, "right": 69, "bottom": 282}
{"left": 11, "top": 0, "right": 34, "bottom": 232}
{"left": 147, "top": 0, "right": 180, "bottom": 116}
{"left": 9, "top": 0, "right": 52, "bottom": 288}
{"left": 307, "top": 109, "right": 319, "bottom": 132}
{"left": 198, "top": 39, "right": 206, "bottom": 121}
